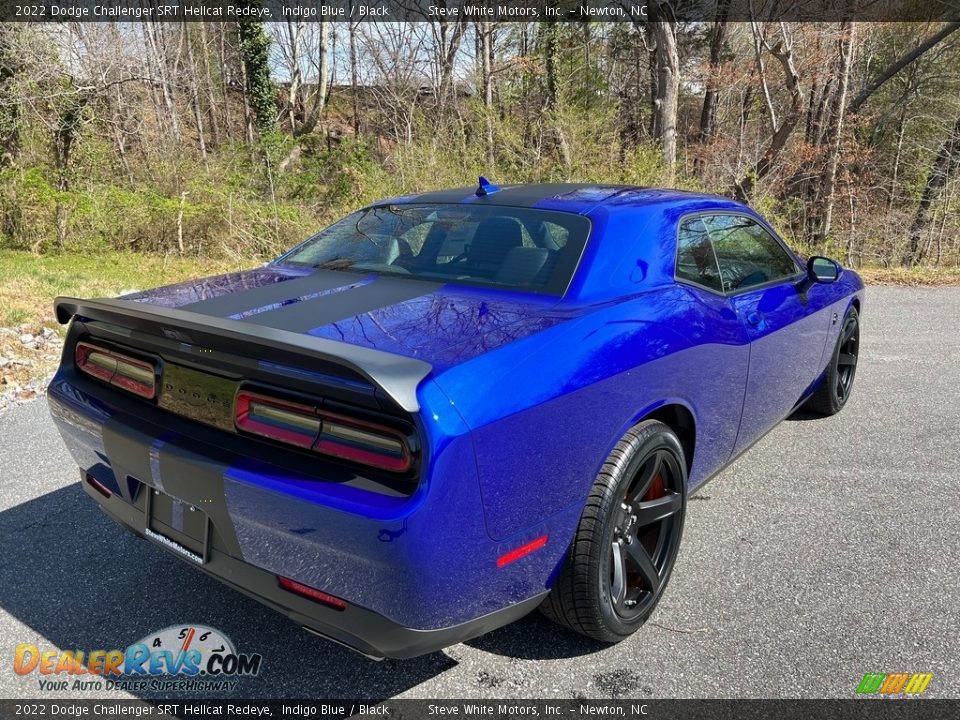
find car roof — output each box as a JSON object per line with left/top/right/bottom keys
{"left": 379, "top": 183, "right": 746, "bottom": 216}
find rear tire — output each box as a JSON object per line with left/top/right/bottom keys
{"left": 540, "top": 420, "right": 687, "bottom": 642}
{"left": 805, "top": 306, "right": 860, "bottom": 416}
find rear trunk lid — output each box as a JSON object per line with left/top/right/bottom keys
{"left": 57, "top": 265, "right": 573, "bottom": 412}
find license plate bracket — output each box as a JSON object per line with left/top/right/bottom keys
{"left": 145, "top": 488, "right": 209, "bottom": 565}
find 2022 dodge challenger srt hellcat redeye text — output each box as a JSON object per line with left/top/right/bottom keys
{"left": 48, "top": 181, "right": 863, "bottom": 659}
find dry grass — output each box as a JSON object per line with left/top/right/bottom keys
{"left": 0, "top": 251, "right": 248, "bottom": 395}
{"left": 856, "top": 266, "right": 960, "bottom": 286}
{"left": 0, "top": 250, "right": 246, "bottom": 329}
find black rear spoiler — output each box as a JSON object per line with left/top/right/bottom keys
{"left": 55, "top": 297, "right": 432, "bottom": 413}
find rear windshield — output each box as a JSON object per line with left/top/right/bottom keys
{"left": 277, "top": 204, "right": 591, "bottom": 296}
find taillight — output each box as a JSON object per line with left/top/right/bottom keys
{"left": 315, "top": 411, "right": 410, "bottom": 472}
{"left": 234, "top": 390, "right": 412, "bottom": 472}
{"left": 75, "top": 342, "right": 157, "bottom": 399}
{"left": 234, "top": 392, "right": 320, "bottom": 449}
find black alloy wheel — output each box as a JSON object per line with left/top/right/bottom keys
{"left": 835, "top": 310, "right": 860, "bottom": 404}
{"left": 608, "top": 445, "right": 685, "bottom": 621}
{"left": 541, "top": 419, "right": 687, "bottom": 642}
{"left": 806, "top": 306, "right": 860, "bottom": 416}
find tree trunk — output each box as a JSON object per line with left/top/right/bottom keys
{"left": 0, "top": 25, "right": 23, "bottom": 168}
{"left": 542, "top": 20, "right": 559, "bottom": 108}
{"left": 238, "top": 30, "right": 255, "bottom": 146}
{"left": 812, "top": 22, "right": 856, "bottom": 246}
{"left": 736, "top": 86, "right": 753, "bottom": 171}
{"left": 143, "top": 21, "right": 181, "bottom": 141}
{"left": 697, "top": 0, "right": 730, "bottom": 147}
{"left": 649, "top": 4, "right": 679, "bottom": 181}
{"left": 904, "top": 114, "right": 960, "bottom": 266}
{"left": 478, "top": 20, "right": 495, "bottom": 167}
{"left": 237, "top": 19, "right": 277, "bottom": 136}
{"left": 112, "top": 82, "right": 133, "bottom": 182}
{"left": 284, "top": 19, "right": 304, "bottom": 131}
{"left": 198, "top": 22, "right": 220, "bottom": 145}
{"left": 647, "top": 37, "right": 658, "bottom": 139}
{"left": 219, "top": 23, "right": 232, "bottom": 138}
{"left": 888, "top": 108, "right": 907, "bottom": 212}
{"left": 297, "top": 21, "right": 330, "bottom": 136}
{"left": 52, "top": 92, "right": 89, "bottom": 250}
{"left": 432, "top": 16, "right": 466, "bottom": 120}
{"left": 185, "top": 26, "right": 208, "bottom": 162}
{"left": 349, "top": 21, "right": 360, "bottom": 136}
{"left": 176, "top": 190, "right": 188, "bottom": 254}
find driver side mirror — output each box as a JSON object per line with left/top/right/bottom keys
{"left": 798, "top": 256, "right": 841, "bottom": 293}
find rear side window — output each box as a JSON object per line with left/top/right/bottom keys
{"left": 676, "top": 216, "right": 723, "bottom": 292}
{"left": 701, "top": 215, "right": 799, "bottom": 293}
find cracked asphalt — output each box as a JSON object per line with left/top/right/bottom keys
{"left": 0, "top": 286, "right": 957, "bottom": 700}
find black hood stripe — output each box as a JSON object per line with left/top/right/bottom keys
{"left": 240, "top": 276, "right": 443, "bottom": 334}
{"left": 181, "top": 269, "right": 367, "bottom": 319}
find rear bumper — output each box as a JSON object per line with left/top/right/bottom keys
{"left": 86, "top": 475, "right": 545, "bottom": 659}
{"left": 48, "top": 374, "right": 573, "bottom": 658}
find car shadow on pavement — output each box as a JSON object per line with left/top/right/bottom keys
{"left": 464, "top": 611, "right": 607, "bottom": 660}
{"left": 785, "top": 408, "right": 822, "bottom": 422}
{"left": 0, "top": 484, "right": 455, "bottom": 699}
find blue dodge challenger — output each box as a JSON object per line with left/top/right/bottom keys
{"left": 49, "top": 181, "right": 863, "bottom": 659}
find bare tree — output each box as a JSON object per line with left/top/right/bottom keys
{"left": 273, "top": 20, "right": 331, "bottom": 137}
{"left": 733, "top": 22, "right": 804, "bottom": 201}
{"left": 184, "top": 26, "right": 208, "bottom": 162}
{"left": 905, "top": 113, "right": 960, "bottom": 266}
{"left": 142, "top": 20, "right": 182, "bottom": 141}
{"left": 477, "top": 20, "right": 496, "bottom": 167}
{"left": 0, "top": 24, "right": 24, "bottom": 169}
{"left": 648, "top": 4, "right": 679, "bottom": 179}
{"left": 848, "top": 21, "right": 960, "bottom": 115}
{"left": 811, "top": 21, "right": 856, "bottom": 245}
{"left": 697, "top": 0, "right": 732, "bottom": 149}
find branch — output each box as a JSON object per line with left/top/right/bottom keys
{"left": 848, "top": 21, "right": 960, "bottom": 114}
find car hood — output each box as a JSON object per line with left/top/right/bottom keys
{"left": 120, "top": 265, "right": 573, "bottom": 373}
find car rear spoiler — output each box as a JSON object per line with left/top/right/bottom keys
{"left": 54, "top": 297, "right": 432, "bottom": 413}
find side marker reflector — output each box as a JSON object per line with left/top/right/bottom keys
{"left": 278, "top": 576, "right": 348, "bottom": 611}
{"left": 497, "top": 535, "right": 548, "bottom": 568}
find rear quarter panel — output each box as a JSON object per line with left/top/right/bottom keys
{"left": 432, "top": 284, "right": 749, "bottom": 541}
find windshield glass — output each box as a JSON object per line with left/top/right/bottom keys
{"left": 276, "top": 203, "right": 591, "bottom": 296}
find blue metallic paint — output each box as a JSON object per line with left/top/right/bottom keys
{"left": 48, "top": 186, "right": 865, "bottom": 655}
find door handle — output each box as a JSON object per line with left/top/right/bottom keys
{"left": 746, "top": 311, "right": 763, "bottom": 327}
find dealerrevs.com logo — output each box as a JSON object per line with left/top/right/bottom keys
{"left": 13, "top": 625, "right": 262, "bottom": 693}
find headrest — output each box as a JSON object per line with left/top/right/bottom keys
{"left": 468, "top": 217, "right": 524, "bottom": 267}
{"left": 494, "top": 247, "right": 551, "bottom": 286}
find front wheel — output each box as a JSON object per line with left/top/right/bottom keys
{"left": 805, "top": 306, "right": 860, "bottom": 416}
{"left": 540, "top": 420, "right": 687, "bottom": 642}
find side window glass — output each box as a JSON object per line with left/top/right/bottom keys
{"left": 676, "top": 216, "right": 723, "bottom": 292}
{"left": 703, "top": 215, "right": 799, "bottom": 292}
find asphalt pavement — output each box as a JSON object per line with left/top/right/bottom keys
{"left": 0, "top": 286, "right": 957, "bottom": 700}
